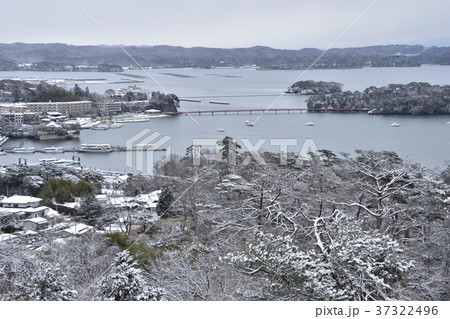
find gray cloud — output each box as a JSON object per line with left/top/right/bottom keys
{"left": 1, "top": 0, "right": 449, "bottom": 48}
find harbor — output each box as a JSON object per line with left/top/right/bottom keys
{"left": 1, "top": 145, "right": 168, "bottom": 154}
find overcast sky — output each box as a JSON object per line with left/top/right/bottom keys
{"left": 1, "top": 0, "right": 449, "bottom": 49}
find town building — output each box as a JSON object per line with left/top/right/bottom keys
{"left": 95, "top": 101, "right": 122, "bottom": 115}
{"left": 25, "top": 101, "right": 92, "bottom": 115}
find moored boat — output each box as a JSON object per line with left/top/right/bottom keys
{"left": 39, "top": 158, "right": 80, "bottom": 166}
{"left": 11, "top": 147, "right": 36, "bottom": 153}
{"left": 91, "top": 121, "right": 111, "bottom": 130}
{"left": 39, "top": 158, "right": 57, "bottom": 163}
{"left": 390, "top": 122, "right": 400, "bottom": 127}
{"left": 78, "top": 144, "right": 113, "bottom": 153}
{"left": 305, "top": 122, "right": 314, "bottom": 126}
{"left": 43, "top": 146, "right": 65, "bottom": 153}
{"left": 110, "top": 122, "right": 124, "bottom": 129}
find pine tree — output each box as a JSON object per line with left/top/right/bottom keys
{"left": 13, "top": 262, "right": 77, "bottom": 301}
{"left": 97, "top": 251, "right": 164, "bottom": 301}
{"left": 156, "top": 187, "right": 174, "bottom": 217}
{"left": 224, "top": 213, "right": 413, "bottom": 300}
{"left": 79, "top": 192, "right": 104, "bottom": 227}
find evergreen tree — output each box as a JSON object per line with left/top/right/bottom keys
{"left": 12, "top": 262, "right": 77, "bottom": 301}
{"left": 97, "top": 251, "right": 164, "bottom": 301}
{"left": 79, "top": 192, "right": 105, "bottom": 227}
{"left": 73, "top": 84, "right": 83, "bottom": 97}
{"left": 224, "top": 213, "right": 413, "bottom": 300}
{"left": 156, "top": 187, "right": 174, "bottom": 217}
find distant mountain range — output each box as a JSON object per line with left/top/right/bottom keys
{"left": 1, "top": 43, "right": 450, "bottom": 70}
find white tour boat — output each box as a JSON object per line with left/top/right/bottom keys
{"left": 11, "top": 147, "right": 36, "bottom": 153}
{"left": 78, "top": 144, "right": 113, "bottom": 153}
{"left": 43, "top": 146, "right": 65, "bottom": 153}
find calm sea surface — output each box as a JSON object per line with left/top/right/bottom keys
{"left": 1, "top": 66, "right": 450, "bottom": 171}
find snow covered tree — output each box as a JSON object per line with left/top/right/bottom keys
{"left": 12, "top": 261, "right": 77, "bottom": 301}
{"left": 223, "top": 231, "right": 340, "bottom": 300}
{"left": 224, "top": 213, "right": 413, "bottom": 300}
{"left": 97, "top": 251, "right": 164, "bottom": 301}
{"left": 339, "top": 150, "right": 418, "bottom": 229}
{"left": 79, "top": 192, "right": 105, "bottom": 227}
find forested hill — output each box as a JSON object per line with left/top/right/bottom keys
{"left": 1, "top": 43, "right": 450, "bottom": 70}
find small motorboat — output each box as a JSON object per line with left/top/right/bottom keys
{"left": 110, "top": 122, "right": 124, "bottom": 129}
{"left": 216, "top": 128, "right": 225, "bottom": 132}
{"left": 245, "top": 120, "right": 254, "bottom": 127}
{"left": 43, "top": 146, "right": 65, "bottom": 153}
{"left": 39, "top": 158, "right": 57, "bottom": 163}
{"left": 390, "top": 122, "right": 400, "bottom": 127}
{"left": 305, "top": 122, "right": 314, "bottom": 126}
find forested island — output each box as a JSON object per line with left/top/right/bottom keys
{"left": 1, "top": 43, "right": 450, "bottom": 70}
{"left": 0, "top": 146, "right": 449, "bottom": 300}
{"left": 305, "top": 82, "right": 450, "bottom": 114}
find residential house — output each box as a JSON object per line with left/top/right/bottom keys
{"left": 60, "top": 223, "right": 94, "bottom": 236}
{"left": 23, "top": 217, "right": 49, "bottom": 231}
{"left": 0, "top": 195, "right": 52, "bottom": 222}
{"left": 1, "top": 195, "right": 42, "bottom": 209}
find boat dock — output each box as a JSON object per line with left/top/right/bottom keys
{"left": 1, "top": 146, "right": 167, "bottom": 153}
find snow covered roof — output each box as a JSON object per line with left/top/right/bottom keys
{"left": 22, "top": 206, "right": 49, "bottom": 213}
{"left": 101, "top": 188, "right": 124, "bottom": 196}
{"left": 149, "top": 190, "right": 161, "bottom": 202}
{"left": 61, "top": 223, "right": 94, "bottom": 235}
{"left": 95, "top": 194, "right": 108, "bottom": 202}
{"left": 45, "top": 207, "right": 60, "bottom": 218}
{"left": 146, "top": 202, "right": 157, "bottom": 208}
{"left": 1, "top": 195, "right": 42, "bottom": 204}
{"left": 61, "top": 202, "right": 80, "bottom": 209}
{"left": 0, "top": 209, "right": 14, "bottom": 218}
{"left": 24, "top": 217, "right": 48, "bottom": 224}
{"left": 46, "top": 121, "right": 62, "bottom": 128}
{"left": 0, "top": 233, "right": 17, "bottom": 242}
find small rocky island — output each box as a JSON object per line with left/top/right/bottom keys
{"left": 306, "top": 82, "right": 450, "bottom": 115}
{"left": 286, "top": 80, "right": 343, "bottom": 95}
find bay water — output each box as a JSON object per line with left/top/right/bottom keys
{"left": 1, "top": 66, "right": 449, "bottom": 172}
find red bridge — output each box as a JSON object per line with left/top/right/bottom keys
{"left": 172, "top": 107, "right": 370, "bottom": 115}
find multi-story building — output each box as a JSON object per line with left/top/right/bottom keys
{"left": 0, "top": 101, "right": 93, "bottom": 118}
{"left": 25, "top": 101, "right": 92, "bottom": 116}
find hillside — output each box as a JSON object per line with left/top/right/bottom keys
{"left": 1, "top": 43, "right": 450, "bottom": 70}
